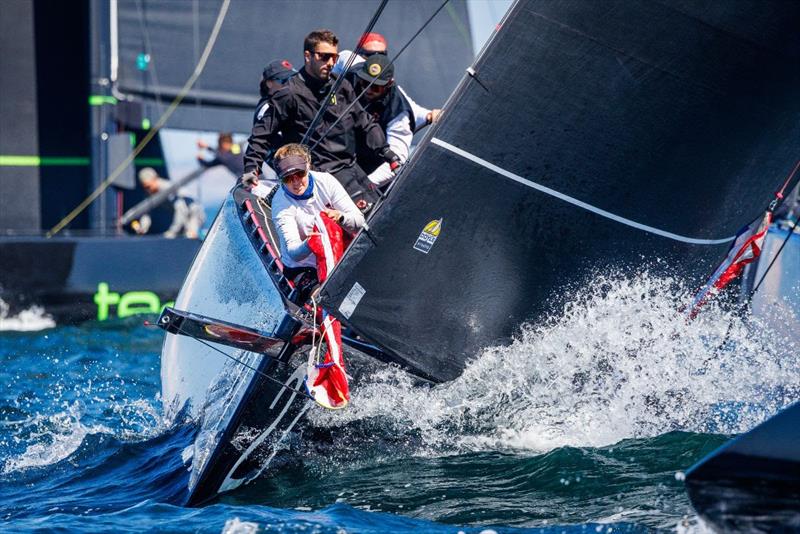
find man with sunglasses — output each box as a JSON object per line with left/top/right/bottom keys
{"left": 338, "top": 32, "right": 441, "bottom": 130}
{"left": 270, "top": 143, "right": 364, "bottom": 280}
{"left": 248, "top": 59, "right": 298, "bottom": 186}
{"left": 254, "top": 59, "right": 297, "bottom": 124}
{"left": 243, "top": 30, "right": 397, "bottom": 211}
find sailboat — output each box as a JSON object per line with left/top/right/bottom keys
{"left": 0, "top": 0, "right": 471, "bottom": 324}
{"left": 158, "top": 0, "right": 800, "bottom": 506}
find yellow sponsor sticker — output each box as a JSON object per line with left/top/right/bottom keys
{"left": 414, "top": 218, "right": 442, "bottom": 254}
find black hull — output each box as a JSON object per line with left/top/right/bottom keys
{"left": 685, "top": 402, "right": 800, "bottom": 532}
{"left": 0, "top": 236, "right": 199, "bottom": 324}
{"left": 185, "top": 349, "right": 309, "bottom": 506}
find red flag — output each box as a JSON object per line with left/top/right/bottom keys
{"left": 304, "top": 213, "right": 350, "bottom": 409}
{"left": 686, "top": 160, "right": 800, "bottom": 319}
{"left": 687, "top": 211, "right": 772, "bottom": 318}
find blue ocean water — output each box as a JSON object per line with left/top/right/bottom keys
{"left": 1, "top": 276, "right": 798, "bottom": 533}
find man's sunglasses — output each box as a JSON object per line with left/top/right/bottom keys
{"left": 313, "top": 51, "right": 339, "bottom": 62}
{"left": 357, "top": 79, "right": 389, "bottom": 92}
{"left": 358, "top": 49, "right": 387, "bottom": 58}
{"left": 268, "top": 75, "right": 293, "bottom": 85}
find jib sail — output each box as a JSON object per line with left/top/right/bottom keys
{"left": 320, "top": 0, "right": 800, "bottom": 382}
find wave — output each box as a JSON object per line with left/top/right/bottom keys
{"left": 0, "top": 397, "right": 168, "bottom": 475}
{"left": 0, "top": 298, "right": 55, "bottom": 332}
{"left": 308, "top": 272, "right": 800, "bottom": 453}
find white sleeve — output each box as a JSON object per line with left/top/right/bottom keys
{"left": 399, "top": 86, "right": 431, "bottom": 131}
{"left": 324, "top": 175, "right": 365, "bottom": 232}
{"left": 256, "top": 102, "right": 270, "bottom": 121}
{"left": 273, "top": 204, "right": 313, "bottom": 261}
{"left": 367, "top": 114, "right": 412, "bottom": 187}
{"left": 332, "top": 50, "right": 364, "bottom": 76}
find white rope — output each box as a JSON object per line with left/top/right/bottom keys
{"left": 431, "top": 137, "right": 737, "bottom": 246}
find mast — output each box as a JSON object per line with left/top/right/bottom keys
{"left": 88, "top": 0, "right": 117, "bottom": 234}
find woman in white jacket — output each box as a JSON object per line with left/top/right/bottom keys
{"left": 270, "top": 144, "right": 365, "bottom": 279}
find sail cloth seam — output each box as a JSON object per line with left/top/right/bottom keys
{"left": 430, "top": 137, "right": 735, "bottom": 245}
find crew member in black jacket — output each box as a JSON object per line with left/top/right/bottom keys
{"left": 242, "top": 29, "right": 397, "bottom": 210}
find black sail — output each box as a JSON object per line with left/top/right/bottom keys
{"left": 320, "top": 0, "right": 800, "bottom": 382}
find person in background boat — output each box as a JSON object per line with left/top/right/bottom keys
{"left": 197, "top": 132, "right": 244, "bottom": 178}
{"left": 353, "top": 54, "right": 415, "bottom": 189}
{"left": 134, "top": 167, "right": 205, "bottom": 239}
{"left": 333, "top": 32, "right": 442, "bottom": 130}
{"left": 270, "top": 143, "right": 364, "bottom": 286}
{"left": 242, "top": 29, "right": 398, "bottom": 211}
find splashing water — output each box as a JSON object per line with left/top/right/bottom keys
{"left": 0, "top": 274, "right": 797, "bottom": 532}
{"left": 0, "top": 298, "right": 55, "bottom": 332}
{"left": 0, "top": 322, "right": 167, "bottom": 475}
{"left": 310, "top": 273, "right": 800, "bottom": 453}
{"left": 1, "top": 401, "right": 108, "bottom": 474}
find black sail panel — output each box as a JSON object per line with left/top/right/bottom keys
{"left": 320, "top": 0, "right": 800, "bottom": 382}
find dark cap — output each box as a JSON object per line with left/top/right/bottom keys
{"left": 356, "top": 54, "right": 393, "bottom": 86}
{"left": 262, "top": 59, "right": 297, "bottom": 81}
{"left": 275, "top": 155, "right": 308, "bottom": 180}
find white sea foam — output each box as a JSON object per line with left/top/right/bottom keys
{"left": 309, "top": 273, "right": 800, "bottom": 453}
{"left": 221, "top": 517, "right": 260, "bottom": 534}
{"left": 1, "top": 401, "right": 110, "bottom": 474}
{"left": 1, "top": 391, "right": 165, "bottom": 474}
{"left": 0, "top": 298, "right": 55, "bottom": 331}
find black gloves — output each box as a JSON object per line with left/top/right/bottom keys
{"left": 381, "top": 148, "right": 400, "bottom": 165}
{"left": 241, "top": 171, "right": 259, "bottom": 187}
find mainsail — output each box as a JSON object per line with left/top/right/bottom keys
{"left": 320, "top": 0, "right": 800, "bottom": 382}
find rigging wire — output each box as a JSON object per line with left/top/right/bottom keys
{"left": 134, "top": 0, "right": 164, "bottom": 111}
{"left": 46, "top": 0, "right": 232, "bottom": 238}
{"left": 699, "top": 160, "right": 800, "bottom": 366}
{"left": 307, "top": 0, "right": 451, "bottom": 154}
{"left": 300, "top": 0, "right": 389, "bottom": 147}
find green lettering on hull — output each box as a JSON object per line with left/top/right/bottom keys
{"left": 94, "top": 283, "right": 172, "bottom": 321}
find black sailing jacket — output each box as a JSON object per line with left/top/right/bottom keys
{"left": 243, "top": 67, "right": 388, "bottom": 175}
{"left": 357, "top": 84, "right": 416, "bottom": 174}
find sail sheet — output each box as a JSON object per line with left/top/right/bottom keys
{"left": 114, "top": 0, "right": 473, "bottom": 132}
{"left": 320, "top": 0, "right": 800, "bottom": 382}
